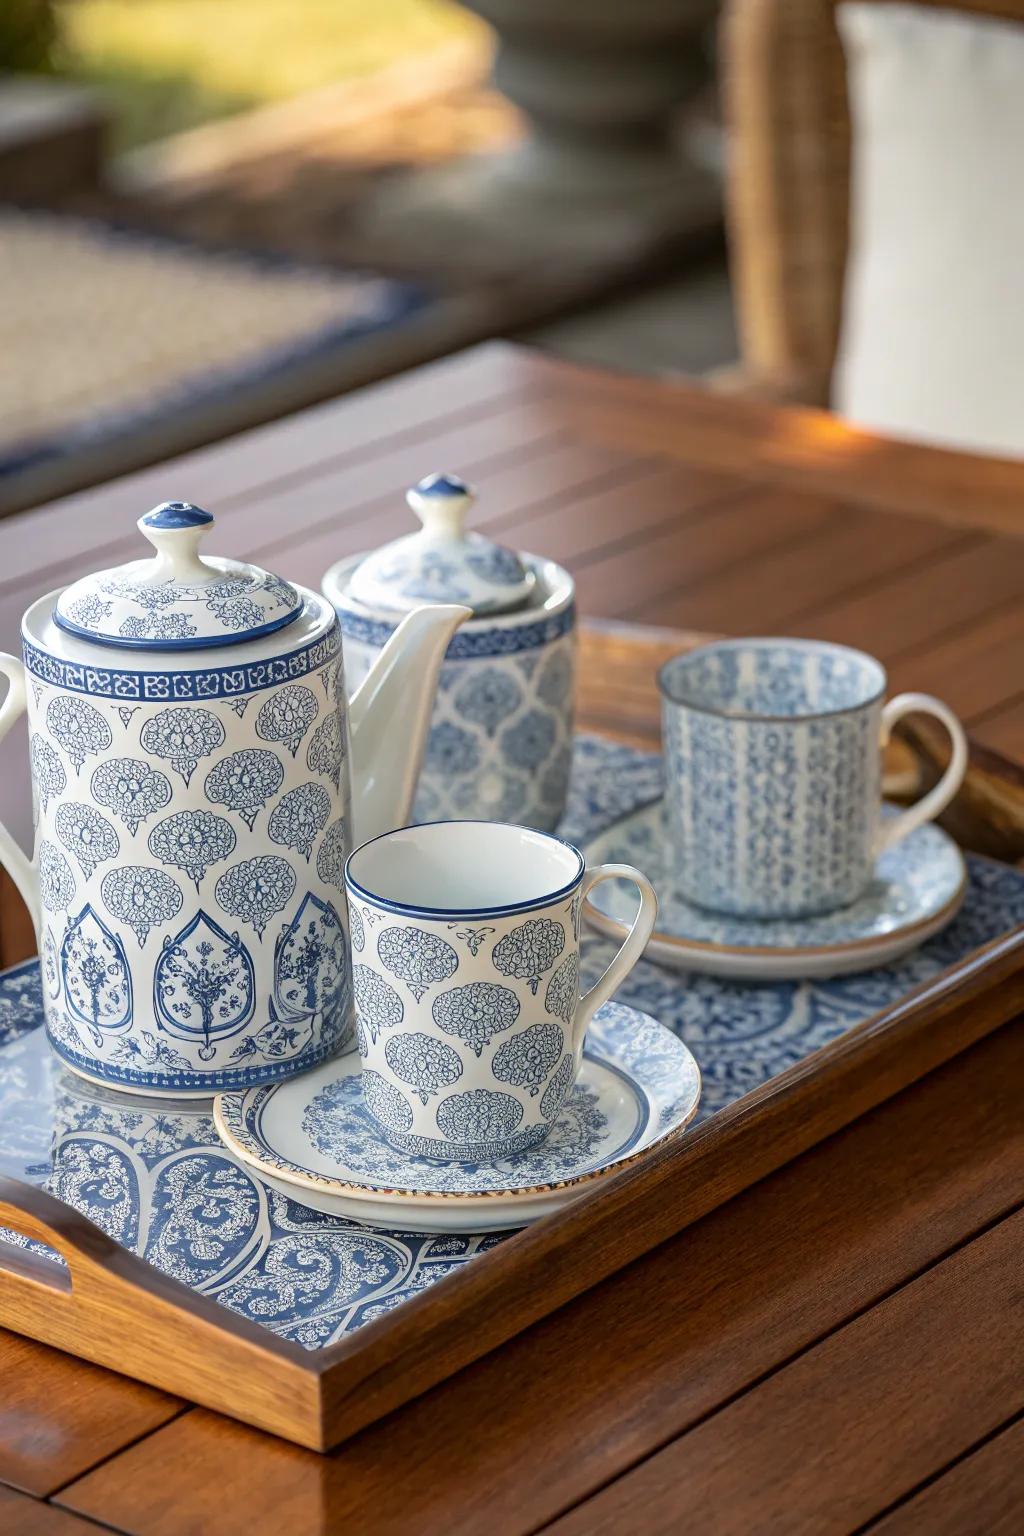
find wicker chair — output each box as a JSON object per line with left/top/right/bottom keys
{"left": 719, "top": 0, "right": 1024, "bottom": 407}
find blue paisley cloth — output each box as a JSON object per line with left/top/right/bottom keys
{"left": 1, "top": 734, "right": 1022, "bottom": 1349}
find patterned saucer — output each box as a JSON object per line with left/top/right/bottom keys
{"left": 214, "top": 1001, "right": 700, "bottom": 1233}
{"left": 583, "top": 801, "right": 967, "bottom": 980}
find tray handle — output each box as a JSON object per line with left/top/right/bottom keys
{"left": 0, "top": 1177, "right": 326, "bottom": 1445}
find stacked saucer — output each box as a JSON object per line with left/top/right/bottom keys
{"left": 215, "top": 1000, "right": 700, "bottom": 1234}
{"left": 583, "top": 801, "right": 966, "bottom": 980}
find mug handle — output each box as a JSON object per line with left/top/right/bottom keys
{"left": 575, "top": 862, "right": 658, "bottom": 1041}
{"left": 0, "top": 655, "right": 39, "bottom": 938}
{"left": 875, "top": 692, "right": 968, "bottom": 856}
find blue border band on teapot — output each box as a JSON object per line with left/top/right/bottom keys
{"left": 23, "top": 624, "right": 341, "bottom": 702}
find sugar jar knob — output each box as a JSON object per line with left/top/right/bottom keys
{"left": 406, "top": 473, "right": 476, "bottom": 541}
{"left": 138, "top": 501, "right": 215, "bottom": 583}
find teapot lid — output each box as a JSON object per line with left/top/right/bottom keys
{"left": 346, "top": 473, "right": 535, "bottom": 616}
{"left": 53, "top": 502, "right": 304, "bottom": 651}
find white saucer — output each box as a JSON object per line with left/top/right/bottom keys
{"left": 583, "top": 801, "right": 967, "bottom": 980}
{"left": 214, "top": 1001, "right": 700, "bottom": 1232}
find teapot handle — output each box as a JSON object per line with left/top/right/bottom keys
{"left": 0, "top": 656, "right": 39, "bottom": 939}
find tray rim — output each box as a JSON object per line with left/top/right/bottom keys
{"left": 1, "top": 915, "right": 1022, "bottom": 1450}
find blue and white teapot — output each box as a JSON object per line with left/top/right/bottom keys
{"left": 0, "top": 502, "right": 466, "bottom": 1097}
{"left": 323, "top": 474, "right": 577, "bottom": 831}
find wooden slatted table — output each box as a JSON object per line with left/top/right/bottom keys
{"left": 1, "top": 344, "right": 1022, "bottom": 1535}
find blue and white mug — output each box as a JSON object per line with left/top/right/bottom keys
{"left": 344, "top": 821, "right": 657, "bottom": 1161}
{"left": 659, "top": 637, "right": 968, "bottom": 919}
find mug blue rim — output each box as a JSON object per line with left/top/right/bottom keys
{"left": 345, "top": 819, "right": 586, "bottom": 920}
{"left": 657, "top": 636, "right": 888, "bottom": 723}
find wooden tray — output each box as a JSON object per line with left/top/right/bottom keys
{"left": 0, "top": 624, "right": 1022, "bottom": 1453}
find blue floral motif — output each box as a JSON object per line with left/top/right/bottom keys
{"left": 145, "top": 1155, "right": 261, "bottom": 1288}
{"left": 51, "top": 1140, "right": 139, "bottom": 1245}
{"left": 377, "top": 926, "right": 459, "bottom": 1002}
{"left": 492, "top": 1021, "right": 564, "bottom": 1096}
{"left": 101, "top": 865, "right": 183, "bottom": 948}
{"left": 204, "top": 748, "right": 284, "bottom": 832}
{"left": 120, "top": 612, "right": 197, "bottom": 643}
{"left": 358, "top": 1069, "right": 414, "bottom": 1134}
{"left": 348, "top": 903, "right": 365, "bottom": 953}
{"left": 148, "top": 811, "right": 236, "bottom": 891}
{"left": 431, "top": 981, "right": 519, "bottom": 1056}
{"left": 453, "top": 667, "right": 522, "bottom": 735}
{"left": 306, "top": 712, "right": 343, "bottom": 787}
{"left": 39, "top": 842, "right": 75, "bottom": 913}
{"left": 273, "top": 892, "right": 346, "bottom": 1024}
{"left": 540, "top": 1052, "right": 575, "bottom": 1120}
{"left": 352, "top": 965, "right": 404, "bottom": 1043}
{"left": 268, "top": 782, "right": 331, "bottom": 863}
{"left": 492, "top": 917, "right": 565, "bottom": 994}
{"left": 215, "top": 856, "right": 296, "bottom": 938}
{"left": 109, "top": 1030, "right": 193, "bottom": 1074}
{"left": 537, "top": 649, "right": 573, "bottom": 708}
{"left": 64, "top": 594, "right": 112, "bottom": 628}
{"left": 154, "top": 911, "right": 255, "bottom": 1059}
{"left": 315, "top": 818, "right": 347, "bottom": 889}
{"left": 60, "top": 905, "right": 132, "bottom": 1049}
{"left": 446, "top": 922, "right": 495, "bottom": 958}
{"left": 544, "top": 951, "right": 579, "bottom": 1027}
{"left": 384, "top": 1031, "right": 463, "bottom": 1104}
{"left": 90, "top": 757, "right": 172, "bottom": 836}
{"left": 464, "top": 543, "right": 524, "bottom": 586}
{"left": 30, "top": 733, "right": 66, "bottom": 813}
{"left": 424, "top": 721, "right": 479, "bottom": 777}
{"left": 500, "top": 707, "right": 556, "bottom": 772}
{"left": 256, "top": 685, "right": 319, "bottom": 758}
{"left": 230, "top": 1017, "right": 302, "bottom": 1063}
{"left": 141, "top": 706, "right": 225, "bottom": 787}
{"left": 435, "top": 1088, "right": 523, "bottom": 1144}
{"left": 45, "top": 694, "right": 112, "bottom": 774}
{"left": 55, "top": 802, "right": 119, "bottom": 880}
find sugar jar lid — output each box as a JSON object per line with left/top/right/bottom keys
{"left": 347, "top": 473, "right": 535, "bottom": 616}
{"left": 53, "top": 501, "right": 303, "bottom": 651}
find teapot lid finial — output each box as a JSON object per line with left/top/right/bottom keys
{"left": 53, "top": 501, "right": 304, "bottom": 652}
{"left": 347, "top": 473, "right": 535, "bottom": 616}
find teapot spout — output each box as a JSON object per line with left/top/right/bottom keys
{"left": 347, "top": 605, "right": 470, "bottom": 845}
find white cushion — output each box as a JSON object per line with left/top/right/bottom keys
{"left": 834, "top": 2, "right": 1024, "bottom": 457}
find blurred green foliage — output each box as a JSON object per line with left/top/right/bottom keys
{"left": 54, "top": 0, "right": 482, "bottom": 151}
{"left": 1, "top": 0, "right": 58, "bottom": 72}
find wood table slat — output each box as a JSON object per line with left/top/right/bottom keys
{"left": 786, "top": 536, "right": 1024, "bottom": 656}
{"left": 573, "top": 487, "right": 838, "bottom": 618}
{"left": 0, "top": 1486, "right": 115, "bottom": 1536}
{"left": 55, "top": 1021, "right": 1024, "bottom": 1536}
{"left": 0, "top": 1329, "right": 182, "bottom": 1498}
{"left": 3, "top": 342, "right": 545, "bottom": 577}
{"left": 544, "top": 1206, "right": 1024, "bottom": 1536}
{"left": 547, "top": 353, "right": 1024, "bottom": 535}
{"left": 865, "top": 1415, "right": 1024, "bottom": 1535}
{"left": 644, "top": 508, "right": 971, "bottom": 634}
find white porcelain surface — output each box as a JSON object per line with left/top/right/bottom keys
{"left": 584, "top": 798, "right": 967, "bottom": 979}
{"left": 214, "top": 999, "right": 701, "bottom": 1232}
{"left": 0, "top": 509, "right": 468, "bottom": 1096}
{"left": 344, "top": 820, "right": 658, "bottom": 1160}
{"left": 55, "top": 502, "right": 303, "bottom": 650}
{"left": 347, "top": 474, "right": 533, "bottom": 617}
{"left": 323, "top": 547, "right": 576, "bottom": 832}
{"left": 660, "top": 637, "right": 968, "bottom": 919}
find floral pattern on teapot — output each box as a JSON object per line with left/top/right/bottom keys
{"left": 27, "top": 629, "right": 354, "bottom": 1094}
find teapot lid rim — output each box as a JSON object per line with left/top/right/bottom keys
{"left": 52, "top": 501, "right": 305, "bottom": 652}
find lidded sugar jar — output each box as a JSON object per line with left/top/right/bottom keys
{"left": 0, "top": 502, "right": 465, "bottom": 1096}
{"left": 323, "top": 474, "right": 576, "bottom": 830}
